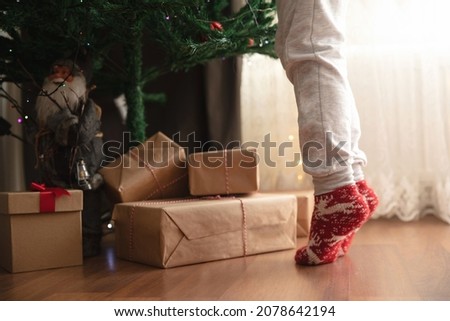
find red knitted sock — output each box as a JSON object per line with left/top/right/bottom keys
{"left": 339, "top": 180, "right": 379, "bottom": 255}
{"left": 295, "top": 184, "right": 370, "bottom": 265}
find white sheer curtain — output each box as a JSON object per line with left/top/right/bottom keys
{"left": 241, "top": 0, "right": 450, "bottom": 223}
{"left": 346, "top": 0, "right": 450, "bottom": 223}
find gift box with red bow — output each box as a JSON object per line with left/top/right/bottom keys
{"left": 0, "top": 186, "right": 83, "bottom": 273}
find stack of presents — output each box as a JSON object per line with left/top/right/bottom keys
{"left": 0, "top": 132, "right": 313, "bottom": 272}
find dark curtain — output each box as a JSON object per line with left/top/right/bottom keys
{"left": 204, "top": 57, "right": 242, "bottom": 150}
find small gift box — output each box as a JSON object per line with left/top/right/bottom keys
{"left": 99, "top": 131, "right": 189, "bottom": 203}
{"left": 0, "top": 188, "right": 83, "bottom": 273}
{"left": 187, "top": 148, "right": 259, "bottom": 196}
{"left": 112, "top": 193, "right": 297, "bottom": 268}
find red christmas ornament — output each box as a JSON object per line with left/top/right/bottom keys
{"left": 210, "top": 21, "right": 223, "bottom": 31}
{"left": 248, "top": 38, "right": 255, "bottom": 47}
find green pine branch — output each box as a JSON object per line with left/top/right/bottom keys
{"left": 0, "top": 0, "right": 278, "bottom": 142}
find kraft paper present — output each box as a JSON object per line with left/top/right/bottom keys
{"left": 263, "top": 190, "right": 313, "bottom": 237}
{"left": 99, "top": 131, "right": 189, "bottom": 203}
{"left": 0, "top": 189, "right": 83, "bottom": 273}
{"left": 188, "top": 148, "right": 259, "bottom": 196}
{"left": 294, "top": 190, "right": 314, "bottom": 237}
{"left": 112, "top": 193, "right": 297, "bottom": 268}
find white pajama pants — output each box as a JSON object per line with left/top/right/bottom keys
{"left": 275, "top": 0, "right": 367, "bottom": 195}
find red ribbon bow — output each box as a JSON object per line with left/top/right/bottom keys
{"left": 30, "top": 182, "right": 71, "bottom": 213}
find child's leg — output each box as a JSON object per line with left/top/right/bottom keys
{"left": 276, "top": 0, "right": 372, "bottom": 265}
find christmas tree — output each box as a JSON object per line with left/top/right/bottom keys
{"left": 0, "top": 0, "right": 277, "bottom": 142}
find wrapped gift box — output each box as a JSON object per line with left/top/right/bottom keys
{"left": 0, "top": 189, "right": 83, "bottom": 273}
{"left": 188, "top": 148, "right": 259, "bottom": 196}
{"left": 263, "top": 190, "right": 313, "bottom": 237}
{"left": 112, "top": 193, "right": 296, "bottom": 268}
{"left": 99, "top": 131, "right": 189, "bottom": 203}
{"left": 291, "top": 190, "right": 313, "bottom": 237}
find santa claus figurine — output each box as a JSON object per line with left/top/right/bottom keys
{"left": 35, "top": 59, "right": 105, "bottom": 257}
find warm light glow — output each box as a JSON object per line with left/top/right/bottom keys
{"left": 352, "top": 0, "right": 450, "bottom": 49}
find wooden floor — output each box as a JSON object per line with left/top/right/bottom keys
{"left": 1, "top": 215, "right": 450, "bottom": 301}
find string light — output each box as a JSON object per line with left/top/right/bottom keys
{"left": 16, "top": 115, "right": 28, "bottom": 124}
{"left": 107, "top": 220, "right": 115, "bottom": 230}
{"left": 1, "top": 0, "right": 277, "bottom": 145}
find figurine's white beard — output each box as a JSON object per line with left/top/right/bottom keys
{"left": 36, "top": 75, "right": 87, "bottom": 128}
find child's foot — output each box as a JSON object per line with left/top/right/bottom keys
{"left": 339, "top": 180, "right": 379, "bottom": 255}
{"left": 295, "top": 184, "right": 370, "bottom": 265}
